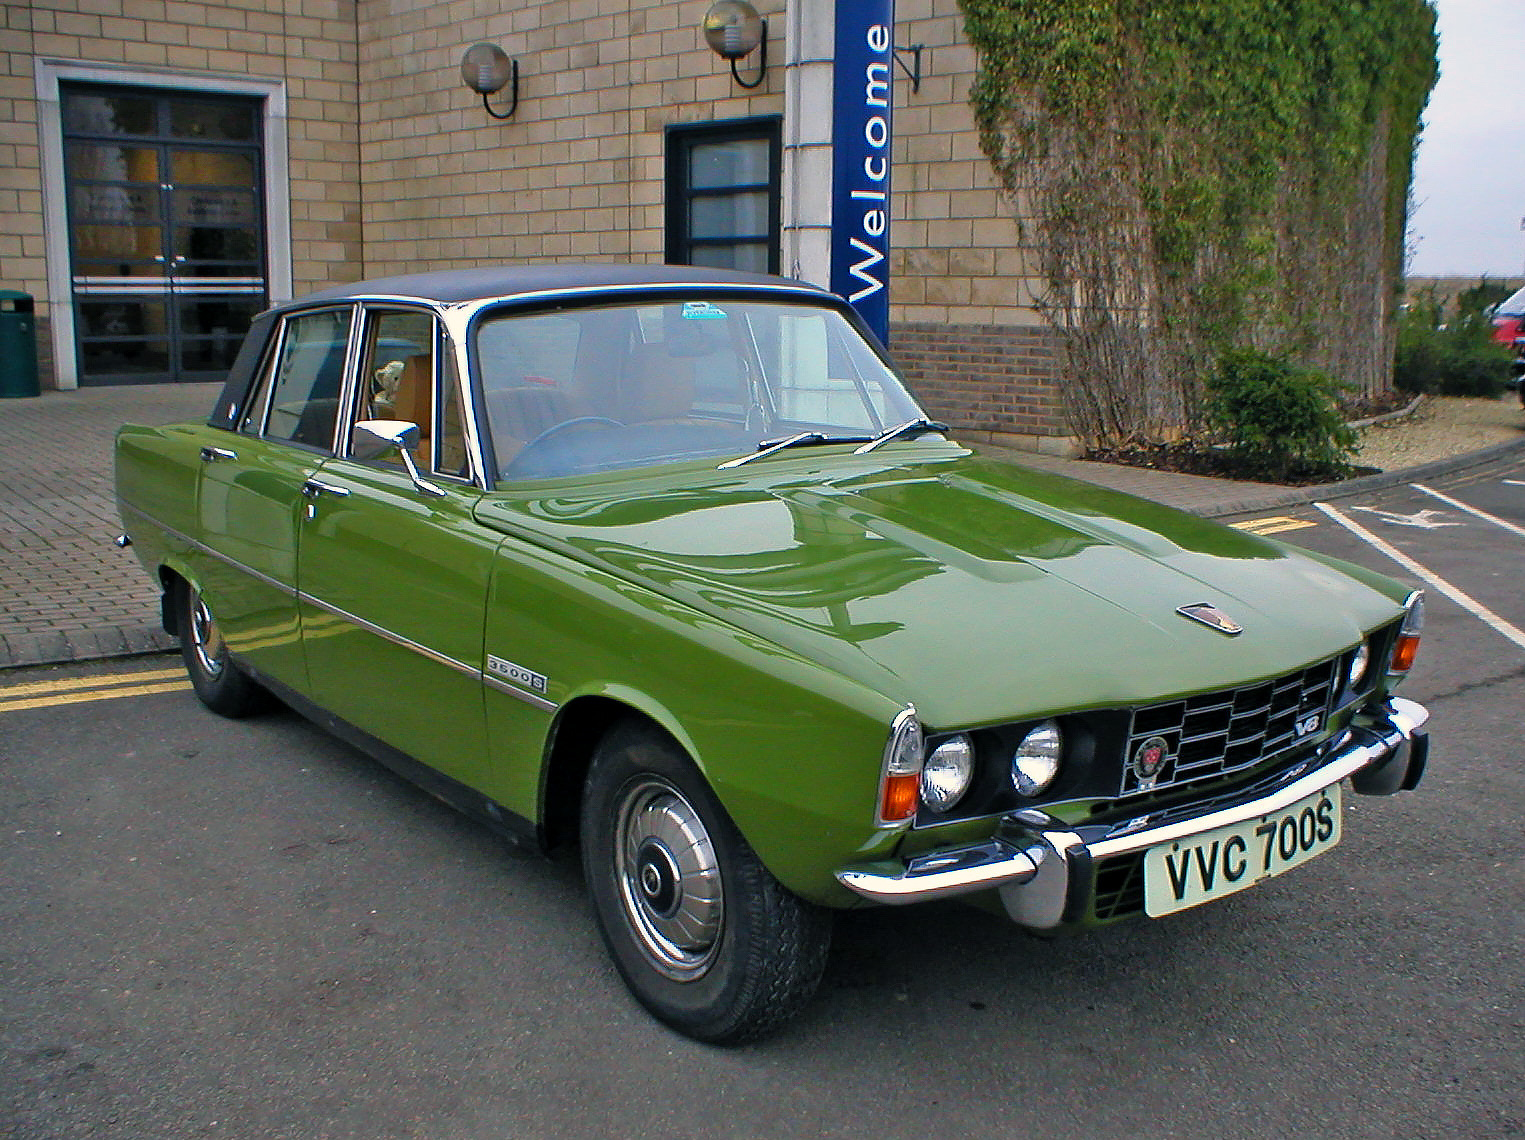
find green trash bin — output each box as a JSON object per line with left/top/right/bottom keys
{"left": 1, "top": 290, "right": 40, "bottom": 398}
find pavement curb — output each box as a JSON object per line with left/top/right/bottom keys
{"left": 2, "top": 626, "right": 177, "bottom": 672}
{"left": 1185, "top": 433, "right": 1525, "bottom": 518}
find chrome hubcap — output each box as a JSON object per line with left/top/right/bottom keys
{"left": 613, "top": 777, "right": 723, "bottom": 981}
{"left": 189, "top": 593, "right": 225, "bottom": 679}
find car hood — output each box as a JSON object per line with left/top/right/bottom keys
{"left": 475, "top": 445, "right": 1405, "bottom": 728}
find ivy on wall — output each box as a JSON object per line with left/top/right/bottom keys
{"left": 958, "top": 0, "right": 1438, "bottom": 446}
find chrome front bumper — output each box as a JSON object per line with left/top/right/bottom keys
{"left": 835, "top": 696, "right": 1430, "bottom": 928}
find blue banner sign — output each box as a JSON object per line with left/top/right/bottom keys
{"left": 830, "top": 0, "right": 894, "bottom": 345}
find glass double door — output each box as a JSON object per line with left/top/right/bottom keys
{"left": 62, "top": 83, "right": 267, "bottom": 385}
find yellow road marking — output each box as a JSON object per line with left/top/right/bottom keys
{"left": 0, "top": 667, "right": 191, "bottom": 713}
{"left": 1, "top": 666, "right": 185, "bottom": 698}
{"left": 1231, "top": 515, "right": 1317, "bottom": 536}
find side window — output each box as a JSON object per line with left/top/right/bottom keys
{"left": 357, "top": 309, "right": 468, "bottom": 479}
{"left": 262, "top": 308, "right": 352, "bottom": 448}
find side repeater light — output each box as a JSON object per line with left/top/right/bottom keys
{"left": 878, "top": 706, "right": 923, "bottom": 825}
{"left": 1391, "top": 591, "right": 1424, "bottom": 674}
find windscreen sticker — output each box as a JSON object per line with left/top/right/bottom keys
{"left": 681, "top": 302, "right": 728, "bottom": 320}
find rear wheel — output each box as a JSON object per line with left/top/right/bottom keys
{"left": 580, "top": 720, "right": 831, "bottom": 1044}
{"left": 177, "top": 580, "right": 269, "bottom": 718}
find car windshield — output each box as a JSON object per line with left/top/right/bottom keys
{"left": 475, "top": 297, "right": 929, "bottom": 481}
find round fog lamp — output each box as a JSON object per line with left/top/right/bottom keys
{"left": 1012, "top": 720, "right": 1062, "bottom": 798}
{"left": 920, "top": 735, "right": 975, "bottom": 812}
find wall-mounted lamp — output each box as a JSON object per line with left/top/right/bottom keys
{"left": 460, "top": 42, "right": 519, "bottom": 120}
{"left": 702, "top": 1, "right": 767, "bottom": 90}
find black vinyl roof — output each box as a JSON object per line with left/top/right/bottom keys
{"left": 280, "top": 263, "right": 832, "bottom": 310}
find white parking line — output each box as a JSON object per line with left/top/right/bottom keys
{"left": 1410, "top": 483, "right": 1525, "bottom": 540}
{"left": 1315, "top": 501, "right": 1525, "bottom": 652}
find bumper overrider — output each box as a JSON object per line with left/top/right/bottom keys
{"left": 836, "top": 696, "right": 1429, "bottom": 928}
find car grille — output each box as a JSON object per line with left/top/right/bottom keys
{"left": 1093, "top": 854, "right": 1146, "bottom": 922}
{"left": 1119, "top": 657, "right": 1339, "bottom": 798}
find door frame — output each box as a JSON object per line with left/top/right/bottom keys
{"left": 35, "top": 59, "right": 293, "bottom": 390}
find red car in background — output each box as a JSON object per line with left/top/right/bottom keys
{"left": 1492, "top": 284, "right": 1525, "bottom": 403}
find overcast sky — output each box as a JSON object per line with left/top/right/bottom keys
{"left": 1407, "top": 0, "right": 1525, "bottom": 278}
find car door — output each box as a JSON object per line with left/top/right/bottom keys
{"left": 296, "top": 306, "right": 495, "bottom": 791}
{"left": 193, "top": 304, "right": 356, "bottom": 690}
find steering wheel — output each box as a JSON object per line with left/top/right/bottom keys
{"left": 502, "top": 416, "right": 624, "bottom": 477}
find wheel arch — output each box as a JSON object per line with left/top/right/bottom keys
{"left": 538, "top": 690, "right": 699, "bottom": 853}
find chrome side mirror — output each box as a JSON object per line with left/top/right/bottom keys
{"left": 351, "top": 419, "right": 446, "bottom": 497}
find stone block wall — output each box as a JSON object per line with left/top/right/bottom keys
{"left": 354, "top": 1, "right": 780, "bottom": 273}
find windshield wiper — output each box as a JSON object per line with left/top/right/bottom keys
{"left": 852, "top": 418, "right": 950, "bottom": 454}
{"left": 718, "top": 432, "right": 839, "bottom": 469}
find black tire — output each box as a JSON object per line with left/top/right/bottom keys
{"left": 176, "top": 580, "right": 269, "bottom": 718}
{"left": 580, "top": 720, "right": 832, "bottom": 1044}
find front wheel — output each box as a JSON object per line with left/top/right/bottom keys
{"left": 580, "top": 721, "right": 831, "bottom": 1044}
{"left": 177, "top": 580, "right": 269, "bottom": 718}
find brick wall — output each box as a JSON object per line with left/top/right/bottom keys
{"left": 893, "top": 320, "right": 1072, "bottom": 451}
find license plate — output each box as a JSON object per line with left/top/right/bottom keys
{"left": 1143, "top": 784, "right": 1342, "bottom": 917}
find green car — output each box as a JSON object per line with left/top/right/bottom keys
{"left": 115, "top": 265, "right": 1430, "bottom": 1043}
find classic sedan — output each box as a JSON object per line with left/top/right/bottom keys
{"left": 115, "top": 265, "right": 1430, "bottom": 1043}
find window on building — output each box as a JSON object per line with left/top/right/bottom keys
{"left": 665, "top": 117, "right": 781, "bottom": 275}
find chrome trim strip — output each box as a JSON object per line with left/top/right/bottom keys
{"left": 286, "top": 280, "right": 830, "bottom": 318}
{"left": 482, "top": 672, "right": 559, "bottom": 713}
{"left": 296, "top": 590, "right": 478, "bottom": 679}
{"left": 119, "top": 502, "right": 557, "bottom": 713}
{"left": 120, "top": 502, "right": 298, "bottom": 599}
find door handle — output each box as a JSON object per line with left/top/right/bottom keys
{"left": 301, "top": 478, "right": 351, "bottom": 498}
{"left": 199, "top": 445, "right": 238, "bottom": 463}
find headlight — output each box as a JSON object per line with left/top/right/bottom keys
{"left": 1347, "top": 640, "right": 1371, "bottom": 688}
{"left": 920, "top": 734, "right": 975, "bottom": 813}
{"left": 1012, "top": 720, "right": 1062, "bottom": 797}
{"left": 1390, "top": 590, "right": 1424, "bottom": 674}
{"left": 878, "top": 706, "right": 923, "bottom": 824}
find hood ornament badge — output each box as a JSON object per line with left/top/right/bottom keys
{"left": 1178, "top": 602, "right": 1243, "bottom": 636}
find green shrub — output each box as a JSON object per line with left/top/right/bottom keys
{"left": 1204, "top": 349, "right": 1357, "bottom": 480}
{"left": 1394, "top": 286, "right": 1512, "bottom": 397}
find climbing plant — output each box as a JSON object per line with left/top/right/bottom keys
{"left": 959, "top": 0, "right": 1439, "bottom": 447}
